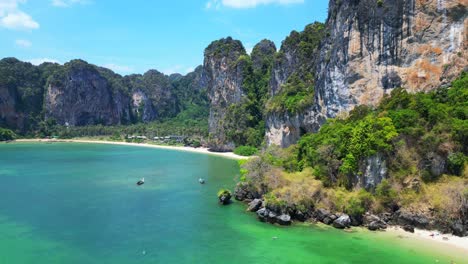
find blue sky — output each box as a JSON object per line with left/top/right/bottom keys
{"left": 0, "top": 0, "right": 328, "bottom": 75}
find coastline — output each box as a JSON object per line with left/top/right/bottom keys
{"left": 14, "top": 139, "right": 248, "bottom": 160}
{"left": 9, "top": 139, "right": 468, "bottom": 254}
{"left": 383, "top": 226, "right": 468, "bottom": 252}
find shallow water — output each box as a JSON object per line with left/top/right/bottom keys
{"left": 0, "top": 142, "right": 465, "bottom": 263}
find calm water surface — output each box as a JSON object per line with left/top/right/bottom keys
{"left": 0, "top": 142, "right": 465, "bottom": 263}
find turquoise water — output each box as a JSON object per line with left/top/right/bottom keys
{"left": 0, "top": 142, "right": 466, "bottom": 264}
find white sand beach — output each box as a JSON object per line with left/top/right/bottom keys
{"left": 386, "top": 226, "right": 468, "bottom": 252}
{"left": 14, "top": 139, "right": 248, "bottom": 160}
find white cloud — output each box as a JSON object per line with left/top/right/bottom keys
{"left": 162, "top": 65, "right": 196, "bottom": 75}
{"left": 206, "top": 0, "right": 303, "bottom": 9}
{"left": 15, "top": 39, "right": 31, "bottom": 47}
{"left": 0, "top": 0, "right": 39, "bottom": 30}
{"left": 51, "top": 0, "right": 90, "bottom": 7}
{"left": 28, "top": 58, "right": 61, "bottom": 65}
{"left": 103, "top": 63, "right": 134, "bottom": 74}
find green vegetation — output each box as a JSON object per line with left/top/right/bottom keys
{"left": 0, "top": 57, "right": 209, "bottom": 139}
{"left": 266, "top": 22, "right": 325, "bottom": 114}
{"left": 238, "top": 72, "right": 468, "bottom": 223}
{"left": 266, "top": 73, "right": 315, "bottom": 113}
{"left": 234, "top": 146, "right": 258, "bottom": 156}
{"left": 0, "top": 128, "right": 16, "bottom": 141}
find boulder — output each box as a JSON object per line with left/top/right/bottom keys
{"left": 276, "top": 214, "right": 292, "bottom": 226}
{"left": 267, "top": 211, "right": 278, "bottom": 224}
{"left": 363, "top": 213, "right": 381, "bottom": 225}
{"left": 396, "top": 210, "right": 431, "bottom": 229}
{"left": 323, "top": 214, "right": 337, "bottom": 225}
{"left": 247, "top": 199, "right": 263, "bottom": 212}
{"left": 218, "top": 192, "right": 232, "bottom": 205}
{"left": 333, "top": 214, "right": 351, "bottom": 229}
{"left": 315, "top": 209, "right": 330, "bottom": 222}
{"left": 368, "top": 221, "right": 387, "bottom": 231}
{"left": 234, "top": 182, "right": 259, "bottom": 201}
{"left": 402, "top": 225, "right": 415, "bottom": 233}
{"left": 293, "top": 210, "right": 308, "bottom": 222}
{"left": 451, "top": 220, "right": 465, "bottom": 237}
{"left": 256, "top": 208, "right": 269, "bottom": 222}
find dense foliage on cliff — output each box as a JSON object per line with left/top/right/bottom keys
{"left": 0, "top": 128, "right": 16, "bottom": 141}
{"left": 266, "top": 22, "right": 325, "bottom": 114}
{"left": 0, "top": 58, "right": 208, "bottom": 136}
{"left": 213, "top": 22, "right": 326, "bottom": 150}
{"left": 295, "top": 72, "right": 467, "bottom": 185}
{"left": 238, "top": 72, "right": 467, "bottom": 230}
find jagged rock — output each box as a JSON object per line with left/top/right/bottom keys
{"left": 256, "top": 208, "right": 268, "bottom": 222}
{"left": 323, "top": 214, "right": 337, "bottom": 225}
{"left": 218, "top": 190, "right": 232, "bottom": 205}
{"left": 355, "top": 153, "right": 387, "bottom": 191}
{"left": 350, "top": 215, "right": 363, "bottom": 226}
{"left": 267, "top": 211, "right": 278, "bottom": 223}
{"left": 293, "top": 210, "right": 309, "bottom": 222}
{"left": 234, "top": 182, "right": 260, "bottom": 201}
{"left": 368, "top": 221, "right": 388, "bottom": 231}
{"left": 402, "top": 225, "right": 415, "bottom": 233}
{"left": 451, "top": 220, "right": 466, "bottom": 237}
{"left": 247, "top": 199, "right": 263, "bottom": 212}
{"left": 333, "top": 214, "right": 351, "bottom": 229}
{"left": 203, "top": 37, "right": 247, "bottom": 152}
{"left": 276, "top": 214, "right": 292, "bottom": 226}
{"left": 396, "top": 210, "right": 431, "bottom": 229}
{"left": 315, "top": 209, "right": 331, "bottom": 222}
{"left": 266, "top": 0, "right": 467, "bottom": 149}
{"left": 363, "top": 213, "right": 381, "bottom": 225}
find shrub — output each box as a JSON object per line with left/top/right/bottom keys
{"left": 448, "top": 152, "right": 466, "bottom": 176}
{"left": 375, "top": 179, "right": 398, "bottom": 207}
{"left": 0, "top": 128, "right": 16, "bottom": 141}
{"left": 234, "top": 146, "right": 258, "bottom": 156}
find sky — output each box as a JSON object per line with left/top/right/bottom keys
{"left": 0, "top": 0, "right": 329, "bottom": 75}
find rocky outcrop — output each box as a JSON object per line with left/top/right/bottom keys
{"left": 247, "top": 199, "right": 263, "bottom": 212}
{"left": 0, "top": 57, "right": 208, "bottom": 131}
{"left": 266, "top": 0, "right": 467, "bottom": 148}
{"left": 45, "top": 60, "right": 131, "bottom": 126}
{"left": 354, "top": 153, "right": 388, "bottom": 191}
{"left": 266, "top": 23, "right": 326, "bottom": 147}
{"left": 203, "top": 37, "right": 248, "bottom": 151}
{"left": 333, "top": 214, "right": 351, "bottom": 229}
{"left": 0, "top": 58, "right": 52, "bottom": 132}
{"left": 251, "top": 39, "right": 276, "bottom": 71}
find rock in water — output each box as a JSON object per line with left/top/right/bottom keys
{"left": 315, "top": 209, "right": 331, "bottom": 222}
{"left": 276, "top": 214, "right": 292, "bottom": 226}
{"left": 217, "top": 189, "right": 232, "bottom": 205}
{"left": 333, "top": 214, "right": 351, "bottom": 229}
{"left": 247, "top": 199, "right": 263, "bottom": 212}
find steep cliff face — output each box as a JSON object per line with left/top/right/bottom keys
{"left": 45, "top": 60, "right": 130, "bottom": 126}
{"left": 0, "top": 57, "right": 207, "bottom": 132}
{"left": 203, "top": 37, "right": 247, "bottom": 151}
{"left": 266, "top": 23, "right": 326, "bottom": 147}
{"left": 266, "top": 0, "right": 467, "bottom": 147}
{"left": 0, "top": 58, "right": 52, "bottom": 132}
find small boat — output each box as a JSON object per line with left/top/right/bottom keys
{"left": 199, "top": 178, "right": 205, "bottom": 184}
{"left": 137, "top": 178, "right": 145, "bottom": 186}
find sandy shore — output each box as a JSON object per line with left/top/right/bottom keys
{"left": 385, "top": 226, "right": 468, "bottom": 252}
{"left": 14, "top": 139, "right": 248, "bottom": 160}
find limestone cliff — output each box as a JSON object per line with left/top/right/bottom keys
{"left": 0, "top": 58, "right": 207, "bottom": 132}
{"left": 203, "top": 37, "right": 248, "bottom": 151}
{"left": 266, "top": 0, "right": 467, "bottom": 147}
{"left": 45, "top": 60, "right": 131, "bottom": 126}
